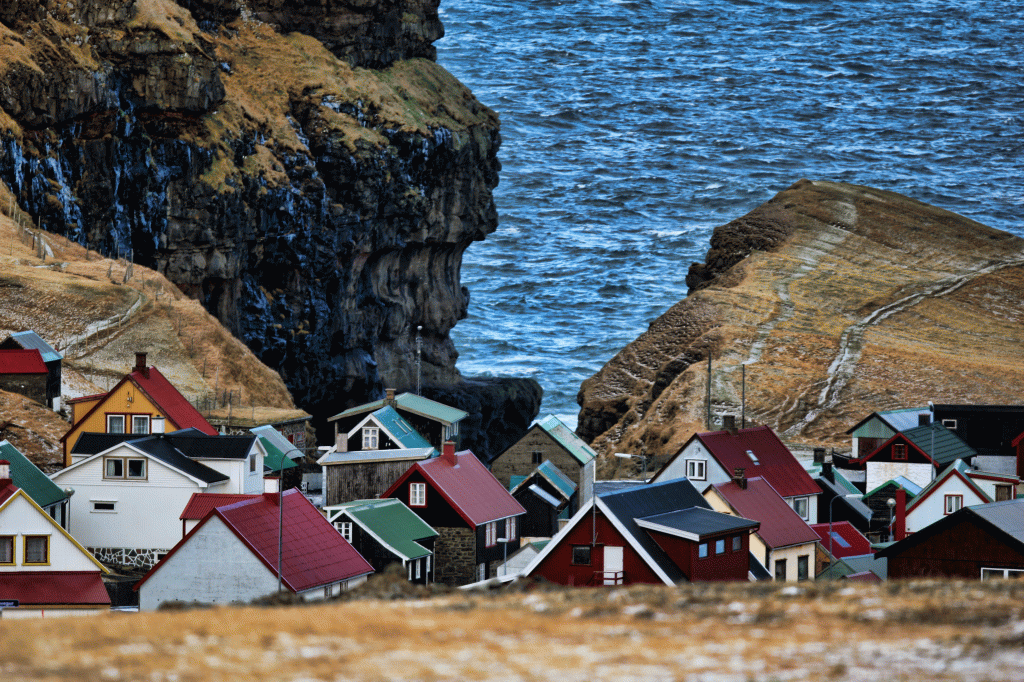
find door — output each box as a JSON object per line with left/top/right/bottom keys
{"left": 604, "top": 546, "right": 623, "bottom": 585}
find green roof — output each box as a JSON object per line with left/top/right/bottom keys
{"left": 902, "top": 422, "right": 976, "bottom": 467}
{"left": 537, "top": 415, "right": 596, "bottom": 465}
{"left": 805, "top": 463, "right": 861, "bottom": 495}
{"left": 331, "top": 393, "right": 468, "bottom": 425}
{"left": 0, "top": 440, "right": 68, "bottom": 508}
{"left": 325, "top": 498, "right": 438, "bottom": 561}
{"left": 368, "top": 406, "right": 432, "bottom": 449}
{"left": 260, "top": 437, "right": 298, "bottom": 472}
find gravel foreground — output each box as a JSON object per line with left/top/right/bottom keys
{"left": 2, "top": 579, "right": 1023, "bottom": 681}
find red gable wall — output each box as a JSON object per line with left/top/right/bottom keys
{"left": 646, "top": 531, "right": 749, "bottom": 582}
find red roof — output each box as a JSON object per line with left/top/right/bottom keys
{"left": 0, "top": 572, "right": 110, "bottom": 606}
{"left": 384, "top": 450, "right": 526, "bottom": 527}
{"left": 137, "top": 490, "right": 372, "bottom": 594}
{"left": 694, "top": 426, "right": 821, "bottom": 498}
{"left": 809, "top": 521, "right": 872, "bottom": 558}
{"left": 131, "top": 367, "right": 217, "bottom": 435}
{"left": 712, "top": 477, "right": 821, "bottom": 549}
{"left": 179, "top": 493, "right": 261, "bottom": 520}
{"left": 0, "top": 349, "right": 47, "bottom": 375}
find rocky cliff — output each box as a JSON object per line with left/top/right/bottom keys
{"left": 0, "top": 0, "right": 541, "bottom": 457}
{"left": 578, "top": 180, "right": 1024, "bottom": 472}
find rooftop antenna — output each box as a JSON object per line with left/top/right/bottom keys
{"left": 416, "top": 325, "right": 423, "bottom": 396}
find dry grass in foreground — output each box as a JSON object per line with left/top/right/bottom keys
{"left": 2, "top": 580, "right": 1023, "bottom": 681}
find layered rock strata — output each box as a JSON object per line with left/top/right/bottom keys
{"left": 0, "top": 1, "right": 541, "bottom": 456}
{"left": 578, "top": 180, "right": 1024, "bottom": 470}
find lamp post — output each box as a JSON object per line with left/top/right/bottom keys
{"left": 828, "top": 493, "right": 861, "bottom": 568}
{"left": 928, "top": 401, "right": 935, "bottom": 481}
{"left": 614, "top": 452, "right": 649, "bottom": 482}
{"left": 886, "top": 497, "right": 896, "bottom": 543}
{"left": 497, "top": 537, "right": 510, "bottom": 577}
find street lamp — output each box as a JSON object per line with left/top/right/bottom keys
{"left": 497, "top": 537, "right": 512, "bottom": 577}
{"left": 887, "top": 497, "right": 896, "bottom": 542}
{"left": 614, "top": 452, "right": 649, "bottom": 482}
{"left": 828, "top": 493, "right": 861, "bottom": 568}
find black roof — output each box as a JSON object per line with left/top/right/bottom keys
{"left": 163, "top": 429, "right": 257, "bottom": 460}
{"left": 639, "top": 507, "right": 759, "bottom": 538}
{"left": 127, "top": 436, "right": 229, "bottom": 484}
{"left": 70, "top": 430, "right": 238, "bottom": 485}
{"left": 599, "top": 477, "right": 713, "bottom": 583}
{"left": 70, "top": 432, "right": 140, "bottom": 456}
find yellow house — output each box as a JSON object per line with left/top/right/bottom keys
{"left": 61, "top": 353, "right": 217, "bottom": 467}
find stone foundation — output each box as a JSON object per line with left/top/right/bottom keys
{"left": 89, "top": 546, "right": 170, "bottom": 570}
{"left": 433, "top": 527, "right": 476, "bottom": 586}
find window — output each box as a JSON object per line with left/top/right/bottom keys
{"left": 698, "top": 543, "right": 708, "bottom": 558}
{"left": 774, "top": 558, "right": 787, "bottom": 581}
{"left": 892, "top": 443, "right": 907, "bottom": 460}
{"left": 715, "top": 538, "right": 725, "bottom": 554}
{"left": 485, "top": 521, "right": 497, "bottom": 547}
{"left": 506, "top": 516, "right": 517, "bottom": 541}
{"left": 107, "top": 414, "right": 125, "bottom": 433}
{"left": 104, "top": 457, "right": 146, "bottom": 479}
{"left": 132, "top": 415, "right": 150, "bottom": 434}
{"left": 746, "top": 449, "right": 759, "bottom": 464}
{"left": 996, "top": 485, "right": 1013, "bottom": 502}
{"left": 732, "top": 535, "right": 742, "bottom": 552}
{"left": 571, "top": 545, "right": 592, "bottom": 565}
{"left": 478, "top": 563, "right": 487, "bottom": 581}
{"left": 24, "top": 536, "right": 49, "bottom": 565}
{"left": 335, "top": 521, "right": 352, "bottom": 542}
{"left": 409, "top": 482, "right": 426, "bottom": 507}
{"left": 415, "top": 559, "right": 421, "bottom": 580}
{"left": 362, "top": 427, "right": 379, "bottom": 449}
{"left": 981, "top": 568, "right": 1024, "bottom": 580}
{"left": 531, "top": 450, "right": 543, "bottom": 465}
{"left": 944, "top": 494, "right": 963, "bottom": 515}
{"left": 0, "top": 536, "right": 13, "bottom": 564}
{"left": 797, "top": 555, "right": 809, "bottom": 581}
{"left": 249, "top": 454, "right": 257, "bottom": 473}
{"left": 942, "top": 419, "right": 957, "bottom": 430}
{"left": 685, "top": 459, "right": 706, "bottom": 481}
{"left": 792, "top": 496, "right": 809, "bottom": 520}
{"left": 92, "top": 501, "right": 116, "bottom": 512}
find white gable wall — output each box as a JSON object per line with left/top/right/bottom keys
{"left": 657, "top": 441, "right": 731, "bottom": 487}
{"left": 51, "top": 448, "right": 220, "bottom": 552}
{"left": 196, "top": 443, "right": 264, "bottom": 494}
{"left": 906, "top": 476, "right": 989, "bottom": 533}
{"left": 138, "top": 515, "right": 280, "bottom": 610}
{"left": 866, "top": 461, "right": 933, "bottom": 493}
{"left": 0, "top": 493, "right": 99, "bottom": 572}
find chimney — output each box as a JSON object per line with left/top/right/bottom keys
{"left": 893, "top": 487, "right": 907, "bottom": 541}
{"left": 722, "top": 414, "right": 736, "bottom": 434}
{"left": 813, "top": 448, "right": 826, "bottom": 464}
{"left": 822, "top": 460, "right": 834, "bottom": 484}
{"left": 918, "top": 413, "right": 930, "bottom": 427}
{"left": 134, "top": 352, "right": 149, "bottom": 379}
{"left": 385, "top": 388, "right": 396, "bottom": 405}
{"left": 442, "top": 440, "right": 456, "bottom": 466}
{"left": 732, "top": 467, "right": 747, "bottom": 490}
{"left": 0, "top": 459, "right": 10, "bottom": 482}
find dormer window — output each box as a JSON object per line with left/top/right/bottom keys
{"left": 362, "top": 427, "right": 379, "bottom": 449}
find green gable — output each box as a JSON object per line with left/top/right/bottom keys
{"left": 537, "top": 415, "right": 596, "bottom": 466}
{"left": 260, "top": 437, "right": 298, "bottom": 472}
{"left": 0, "top": 440, "right": 68, "bottom": 508}
{"left": 327, "top": 498, "right": 438, "bottom": 561}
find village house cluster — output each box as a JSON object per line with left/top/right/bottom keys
{"left": 2, "top": 331, "right": 1024, "bottom": 616}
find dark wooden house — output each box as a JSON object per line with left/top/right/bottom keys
{"left": 327, "top": 389, "right": 467, "bottom": 451}
{"left": 383, "top": 442, "right": 526, "bottom": 585}
{"left": 0, "top": 349, "right": 48, "bottom": 407}
{"left": 318, "top": 446, "right": 435, "bottom": 507}
{"left": 931, "top": 404, "right": 1024, "bottom": 475}
{"left": 878, "top": 498, "right": 1024, "bottom": 579}
{"left": 0, "top": 331, "right": 62, "bottom": 410}
{"left": 510, "top": 460, "right": 576, "bottom": 538}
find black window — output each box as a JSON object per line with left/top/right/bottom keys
{"left": 571, "top": 545, "right": 592, "bottom": 565}
{"left": 797, "top": 555, "right": 809, "bottom": 581}
{"left": 774, "top": 558, "right": 787, "bottom": 581}
{"left": 532, "top": 450, "right": 543, "bottom": 465}
{"left": 732, "top": 535, "right": 742, "bottom": 552}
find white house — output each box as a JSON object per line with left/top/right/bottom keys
{"left": 904, "top": 461, "right": 1015, "bottom": 534}
{"left": 50, "top": 432, "right": 265, "bottom": 568}
{"left": 0, "top": 461, "right": 110, "bottom": 618}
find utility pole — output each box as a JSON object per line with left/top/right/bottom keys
{"left": 706, "top": 351, "right": 712, "bottom": 430}
{"left": 416, "top": 325, "right": 423, "bottom": 396}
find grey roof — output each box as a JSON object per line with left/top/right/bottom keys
{"left": 593, "top": 480, "right": 647, "bottom": 496}
{"left": 4, "top": 331, "right": 62, "bottom": 363}
{"left": 818, "top": 553, "right": 888, "bottom": 581}
{"left": 816, "top": 476, "right": 872, "bottom": 523}
{"left": 636, "top": 507, "right": 759, "bottom": 539}
{"left": 330, "top": 393, "right": 467, "bottom": 424}
{"left": 901, "top": 422, "right": 977, "bottom": 466}
{"left": 846, "top": 407, "right": 930, "bottom": 435}
{"left": 970, "top": 498, "right": 1024, "bottom": 545}
{"left": 525, "top": 484, "right": 562, "bottom": 508}
{"left": 317, "top": 447, "right": 436, "bottom": 466}
{"left": 599, "top": 478, "right": 714, "bottom": 583}
{"left": 250, "top": 424, "right": 304, "bottom": 459}
{"left": 511, "top": 460, "right": 577, "bottom": 501}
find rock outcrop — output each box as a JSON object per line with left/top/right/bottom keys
{"left": 578, "top": 180, "right": 1024, "bottom": 470}
{"left": 0, "top": 1, "right": 541, "bottom": 457}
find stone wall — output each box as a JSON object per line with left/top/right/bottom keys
{"left": 90, "top": 545, "right": 171, "bottom": 570}
{"left": 433, "top": 526, "right": 476, "bottom": 586}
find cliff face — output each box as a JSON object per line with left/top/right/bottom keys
{"left": 0, "top": 0, "right": 541, "bottom": 456}
{"left": 578, "top": 180, "right": 1024, "bottom": 471}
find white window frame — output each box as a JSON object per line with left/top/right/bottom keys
{"left": 944, "top": 494, "right": 963, "bottom": 515}
{"left": 362, "top": 426, "right": 379, "bottom": 450}
{"left": 685, "top": 459, "right": 707, "bottom": 481}
{"left": 409, "top": 482, "right": 426, "bottom": 507}
{"left": 981, "top": 567, "right": 1024, "bottom": 580}
{"left": 507, "top": 516, "right": 517, "bottom": 541}
{"left": 131, "top": 415, "right": 150, "bottom": 434}
{"left": 335, "top": 521, "right": 353, "bottom": 542}
{"left": 107, "top": 414, "right": 125, "bottom": 434}
{"left": 792, "top": 496, "right": 809, "bottom": 520}
{"left": 942, "top": 419, "right": 958, "bottom": 430}
{"left": 485, "top": 521, "right": 497, "bottom": 547}
{"left": 415, "top": 559, "right": 421, "bottom": 580}
{"left": 91, "top": 500, "right": 117, "bottom": 513}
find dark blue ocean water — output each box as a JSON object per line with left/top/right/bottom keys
{"left": 436, "top": 0, "right": 1024, "bottom": 424}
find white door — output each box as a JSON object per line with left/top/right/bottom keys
{"left": 604, "top": 546, "right": 623, "bottom": 585}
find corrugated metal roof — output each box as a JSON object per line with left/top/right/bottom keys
{"left": 367, "top": 406, "right": 432, "bottom": 449}
{"left": 537, "top": 415, "right": 596, "bottom": 465}
{"left": 130, "top": 367, "right": 218, "bottom": 436}
{"left": 328, "top": 498, "right": 438, "bottom": 561}
{"left": 970, "top": 498, "right": 1024, "bottom": 545}
{"left": 535, "top": 460, "right": 577, "bottom": 499}
{"left": 260, "top": 437, "right": 298, "bottom": 472}
{"left": 695, "top": 426, "right": 821, "bottom": 498}
{"left": 901, "top": 422, "right": 976, "bottom": 466}
{"left": 180, "top": 493, "right": 261, "bottom": 520}
{"left": 388, "top": 451, "right": 526, "bottom": 527}
{"left": 250, "top": 425, "right": 304, "bottom": 460}
{"left": 4, "top": 331, "right": 63, "bottom": 363}
{"left": 637, "top": 507, "right": 759, "bottom": 538}
{"left": 809, "top": 521, "right": 872, "bottom": 558}
{"left": 0, "top": 439, "right": 67, "bottom": 508}
{"left": 712, "top": 477, "right": 821, "bottom": 549}
{"left": 0, "top": 349, "right": 47, "bottom": 374}
{"left": 0, "top": 571, "right": 109, "bottom": 606}
{"left": 877, "top": 407, "right": 932, "bottom": 432}
{"left": 318, "top": 447, "right": 435, "bottom": 466}
{"left": 331, "top": 393, "right": 468, "bottom": 424}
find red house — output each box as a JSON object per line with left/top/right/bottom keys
{"left": 522, "top": 478, "right": 760, "bottom": 586}
{"left": 383, "top": 442, "right": 526, "bottom": 585}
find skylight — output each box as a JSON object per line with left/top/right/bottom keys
{"left": 829, "top": 531, "right": 851, "bottom": 548}
{"left": 746, "top": 450, "right": 759, "bottom": 464}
